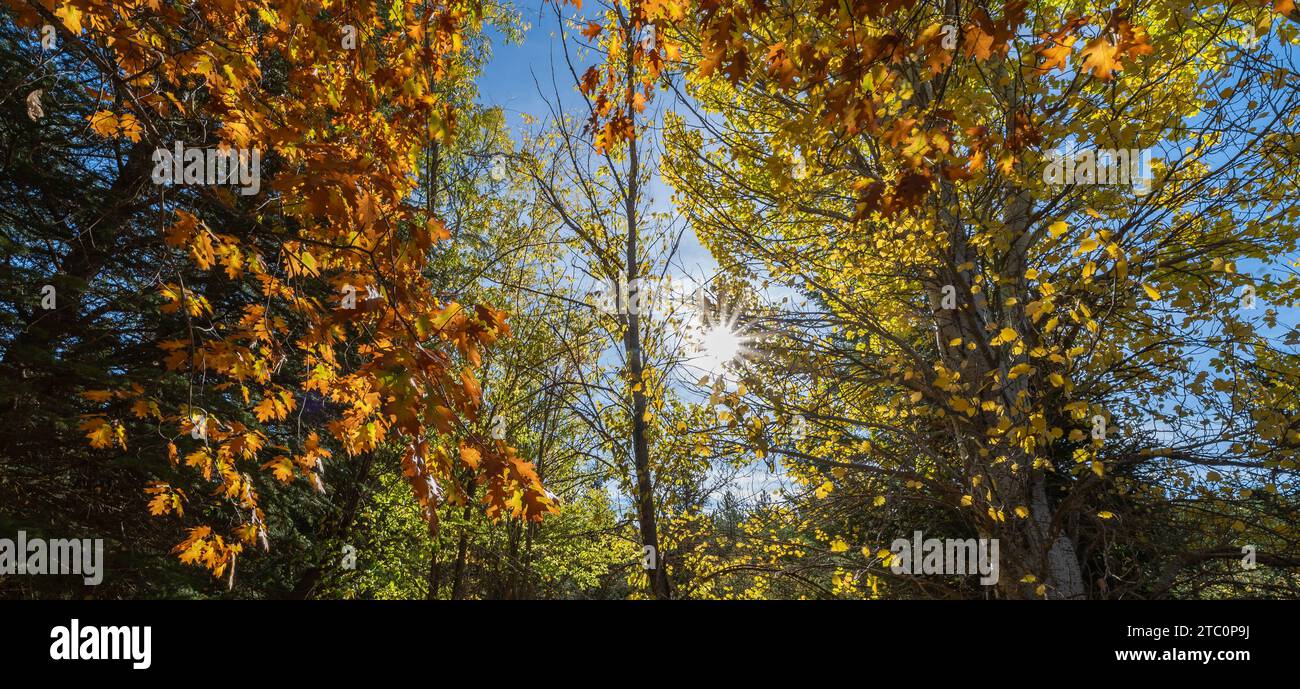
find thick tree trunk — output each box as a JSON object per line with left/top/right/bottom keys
{"left": 1029, "top": 477, "right": 1086, "bottom": 599}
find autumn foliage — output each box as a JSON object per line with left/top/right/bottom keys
{"left": 3, "top": 0, "right": 1298, "bottom": 600}
{"left": 4, "top": 0, "right": 554, "bottom": 580}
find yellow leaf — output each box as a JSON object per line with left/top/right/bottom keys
{"left": 261, "top": 456, "right": 295, "bottom": 483}
{"left": 253, "top": 396, "right": 283, "bottom": 422}
{"left": 88, "top": 111, "right": 118, "bottom": 138}
{"left": 56, "top": 4, "right": 84, "bottom": 33}
{"left": 80, "top": 418, "right": 113, "bottom": 448}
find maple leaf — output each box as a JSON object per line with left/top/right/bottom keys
{"left": 765, "top": 43, "right": 798, "bottom": 89}
{"left": 1116, "top": 19, "right": 1153, "bottom": 59}
{"left": 722, "top": 50, "right": 749, "bottom": 84}
{"left": 79, "top": 417, "right": 113, "bottom": 449}
{"left": 190, "top": 231, "right": 215, "bottom": 270}
{"left": 426, "top": 218, "right": 451, "bottom": 243}
{"left": 185, "top": 448, "right": 214, "bottom": 480}
{"left": 172, "top": 527, "right": 211, "bottom": 565}
{"left": 88, "top": 111, "right": 118, "bottom": 138}
{"left": 146, "top": 482, "right": 185, "bottom": 517}
{"left": 116, "top": 113, "right": 143, "bottom": 142}
{"left": 429, "top": 405, "right": 456, "bottom": 433}
{"left": 261, "top": 456, "right": 295, "bottom": 483}
{"left": 220, "top": 120, "right": 253, "bottom": 147}
{"left": 1036, "top": 34, "right": 1077, "bottom": 72}
{"left": 55, "top": 3, "right": 83, "bottom": 34}
{"left": 459, "top": 443, "right": 481, "bottom": 470}
{"left": 253, "top": 394, "right": 289, "bottom": 422}
{"left": 131, "top": 399, "right": 156, "bottom": 419}
{"left": 579, "top": 66, "right": 601, "bottom": 95}
{"left": 1080, "top": 36, "right": 1121, "bottom": 80}
{"left": 164, "top": 211, "right": 199, "bottom": 247}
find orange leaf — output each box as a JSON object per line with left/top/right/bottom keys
{"left": 1080, "top": 36, "right": 1121, "bottom": 80}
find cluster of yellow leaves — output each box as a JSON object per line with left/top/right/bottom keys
{"left": 145, "top": 482, "right": 186, "bottom": 517}
{"left": 78, "top": 416, "right": 126, "bottom": 450}
{"left": 172, "top": 526, "right": 242, "bottom": 579}
{"left": 87, "top": 110, "right": 143, "bottom": 142}
{"left": 584, "top": 0, "right": 1157, "bottom": 216}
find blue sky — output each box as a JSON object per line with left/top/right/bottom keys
{"left": 472, "top": 4, "right": 789, "bottom": 508}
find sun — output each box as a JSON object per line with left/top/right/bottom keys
{"left": 699, "top": 323, "right": 742, "bottom": 369}
{"left": 689, "top": 307, "right": 752, "bottom": 376}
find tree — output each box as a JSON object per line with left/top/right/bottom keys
{"left": 1, "top": 0, "right": 554, "bottom": 589}
{"left": 528, "top": 0, "right": 696, "bottom": 598}
{"left": 4, "top": 0, "right": 1297, "bottom": 601}
{"left": 657, "top": 0, "right": 1300, "bottom": 598}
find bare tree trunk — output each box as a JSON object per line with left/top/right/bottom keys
{"left": 426, "top": 546, "right": 441, "bottom": 599}
{"left": 423, "top": 100, "right": 442, "bottom": 598}
{"left": 450, "top": 504, "right": 472, "bottom": 599}
{"left": 622, "top": 32, "right": 668, "bottom": 601}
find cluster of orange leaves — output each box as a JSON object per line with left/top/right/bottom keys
{"left": 574, "top": 0, "right": 686, "bottom": 151}
{"left": 9, "top": 0, "right": 556, "bottom": 579}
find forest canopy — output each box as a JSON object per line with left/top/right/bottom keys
{"left": 1, "top": 0, "right": 1298, "bottom": 600}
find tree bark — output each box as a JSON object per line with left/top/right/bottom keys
{"left": 622, "top": 28, "right": 668, "bottom": 601}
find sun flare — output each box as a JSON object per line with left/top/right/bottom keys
{"left": 690, "top": 308, "right": 751, "bottom": 375}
